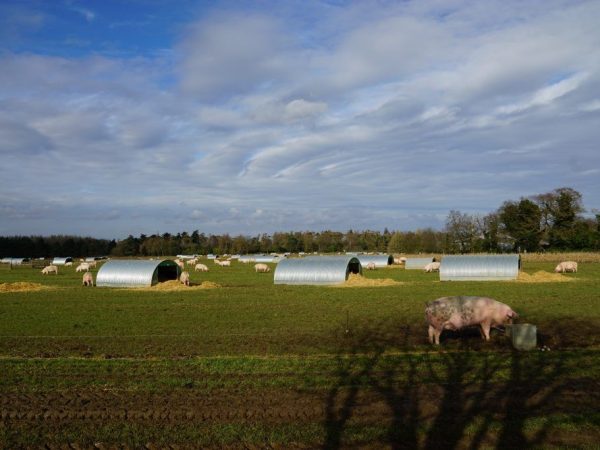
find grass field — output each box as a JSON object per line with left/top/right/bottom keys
{"left": 1, "top": 256, "right": 599, "bottom": 448}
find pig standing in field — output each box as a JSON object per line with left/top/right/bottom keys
{"left": 82, "top": 271, "right": 94, "bottom": 287}
{"left": 254, "top": 263, "right": 271, "bottom": 273}
{"left": 424, "top": 262, "right": 441, "bottom": 272}
{"left": 75, "top": 263, "right": 89, "bottom": 273}
{"left": 194, "top": 263, "right": 209, "bottom": 272}
{"left": 180, "top": 271, "right": 190, "bottom": 286}
{"left": 41, "top": 265, "right": 58, "bottom": 275}
{"left": 554, "top": 261, "right": 578, "bottom": 273}
{"left": 425, "top": 296, "right": 518, "bottom": 345}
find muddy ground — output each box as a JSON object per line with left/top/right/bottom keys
{"left": 2, "top": 351, "right": 599, "bottom": 449}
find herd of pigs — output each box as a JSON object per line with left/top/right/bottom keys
{"left": 36, "top": 258, "right": 579, "bottom": 346}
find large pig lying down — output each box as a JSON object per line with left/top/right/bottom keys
{"left": 425, "top": 296, "right": 518, "bottom": 345}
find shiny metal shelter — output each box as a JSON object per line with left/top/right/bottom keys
{"left": 274, "top": 256, "right": 362, "bottom": 285}
{"left": 52, "top": 257, "right": 73, "bottom": 265}
{"left": 254, "top": 255, "right": 285, "bottom": 264}
{"left": 404, "top": 257, "right": 435, "bottom": 270}
{"left": 1, "top": 257, "right": 29, "bottom": 265}
{"left": 239, "top": 254, "right": 284, "bottom": 264}
{"left": 356, "top": 254, "right": 394, "bottom": 268}
{"left": 96, "top": 259, "right": 180, "bottom": 287}
{"left": 440, "top": 255, "right": 521, "bottom": 281}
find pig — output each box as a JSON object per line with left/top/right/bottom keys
{"left": 194, "top": 263, "right": 209, "bottom": 272}
{"left": 75, "top": 263, "right": 89, "bottom": 273}
{"left": 425, "top": 296, "right": 518, "bottom": 345}
{"left": 424, "top": 262, "right": 441, "bottom": 272}
{"left": 254, "top": 263, "right": 271, "bottom": 273}
{"left": 365, "top": 262, "right": 376, "bottom": 270}
{"left": 41, "top": 265, "right": 58, "bottom": 275}
{"left": 82, "top": 271, "right": 94, "bottom": 287}
{"left": 180, "top": 271, "right": 190, "bottom": 286}
{"left": 554, "top": 261, "right": 578, "bottom": 273}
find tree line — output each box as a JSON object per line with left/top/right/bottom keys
{"left": 1, "top": 187, "right": 598, "bottom": 258}
{"left": 0, "top": 235, "right": 116, "bottom": 259}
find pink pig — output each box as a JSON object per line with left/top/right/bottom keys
{"left": 425, "top": 296, "right": 518, "bottom": 345}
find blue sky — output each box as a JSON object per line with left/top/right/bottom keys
{"left": 1, "top": 0, "right": 599, "bottom": 239}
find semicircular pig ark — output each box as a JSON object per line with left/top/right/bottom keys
{"left": 425, "top": 296, "right": 518, "bottom": 345}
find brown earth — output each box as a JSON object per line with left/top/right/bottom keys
{"left": 1, "top": 379, "right": 595, "bottom": 425}
{"left": 1, "top": 378, "right": 598, "bottom": 448}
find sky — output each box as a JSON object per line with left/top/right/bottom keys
{"left": 1, "top": 0, "right": 599, "bottom": 239}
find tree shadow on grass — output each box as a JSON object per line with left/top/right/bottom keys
{"left": 323, "top": 322, "right": 578, "bottom": 449}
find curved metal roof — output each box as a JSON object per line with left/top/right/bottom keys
{"left": 254, "top": 255, "right": 285, "bottom": 263}
{"left": 1, "top": 257, "right": 29, "bottom": 265}
{"left": 52, "top": 257, "right": 73, "bottom": 265}
{"left": 356, "top": 254, "right": 393, "bottom": 268}
{"left": 274, "top": 256, "right": 362, "bottom": 285}
{"left": 440, "top": 255, "right": 520, "bottom": 281}
{"left": 405, "top": 257, "right": 435, "bottom": 270}
{"left": 239, "top": 254, "right": 285, "bottom": 263}
{"left": 96, "top": 259, "right": 180, "bottom": 287}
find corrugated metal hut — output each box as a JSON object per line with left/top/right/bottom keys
{"left": 440, "top": 255, "right": 521, "bottom": 281}
{"left": 238, "top": 255, "right": 255, "bottom": 263}
{"left": 12, "top": 258, "right": 29, "bottom": 265}
{"left": 239, "top": 254, "right": 285, "bottom": 264}
{"left": 85, "top": 256, "right": 106, "bottom": 262}
{"left": 405, "top": 257, "right": 435, "bottom": 270}
{"left": 254, "top": 255, "right": 285, "bottom": 264}
{"left": 52, "top": 257, "right": 73, "bottom": 265}
{"left": 356, "top": 254, "right": 394, "bottom": 268}
{"left": 274, "top": 256, "right": 362, "bottom": 285}
{"left": 1, "top": 257, "right": 29, "bottom": 265}
{"left": 96, "top": 259, "right": 180, "bottom": 288}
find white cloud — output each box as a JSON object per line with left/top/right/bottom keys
{"left": 496, "top": 72, "right": 588, "bottom": 115}
{"left": 580, "top": 99, "right": 600, "bottom": 112}
{"left": 71, "top": 6, "right": 95, "bottom": 22}
{"left": 1, "top": 0, "right": 599, "bottom": 237}
{"left": 177, "top": 13, "right": 299, "bottom": 100}
{"left": 284, "top": 99, "right": 327, "bottom": 121}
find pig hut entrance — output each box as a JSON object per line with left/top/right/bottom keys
{"left": 347, "top": 260, "right": 361, "bottom": 276}
{"left": 154, "top": 262, "right": 180, "bottom": 284}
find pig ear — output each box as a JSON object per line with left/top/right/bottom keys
{"left": 507, "top": 311, "right": 518, "bottom": 319}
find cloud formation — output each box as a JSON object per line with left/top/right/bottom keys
{"left": 0, "top": 0, "right": 599, "bottom": 238}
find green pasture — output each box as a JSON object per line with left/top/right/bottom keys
{"left": 0, "top": 258, "right": 598, "bottom": 356}
{"left": 1, "top": 257, "right": 599, "bottom": 448}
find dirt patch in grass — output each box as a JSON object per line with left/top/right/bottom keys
{"left": 134, "top": 280, "right": 221, "bottom": 291}
{"left": 1, "top": 374, "right": 597, "bottom": 448}
{"left": 333, "top": 273, "right": 402, "bottom": 288}
{"left": 516, "top": 271, "right": 572, "bottom": 283}
{"left": 0, "top": 282, "right": 50, "bottom": 293}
